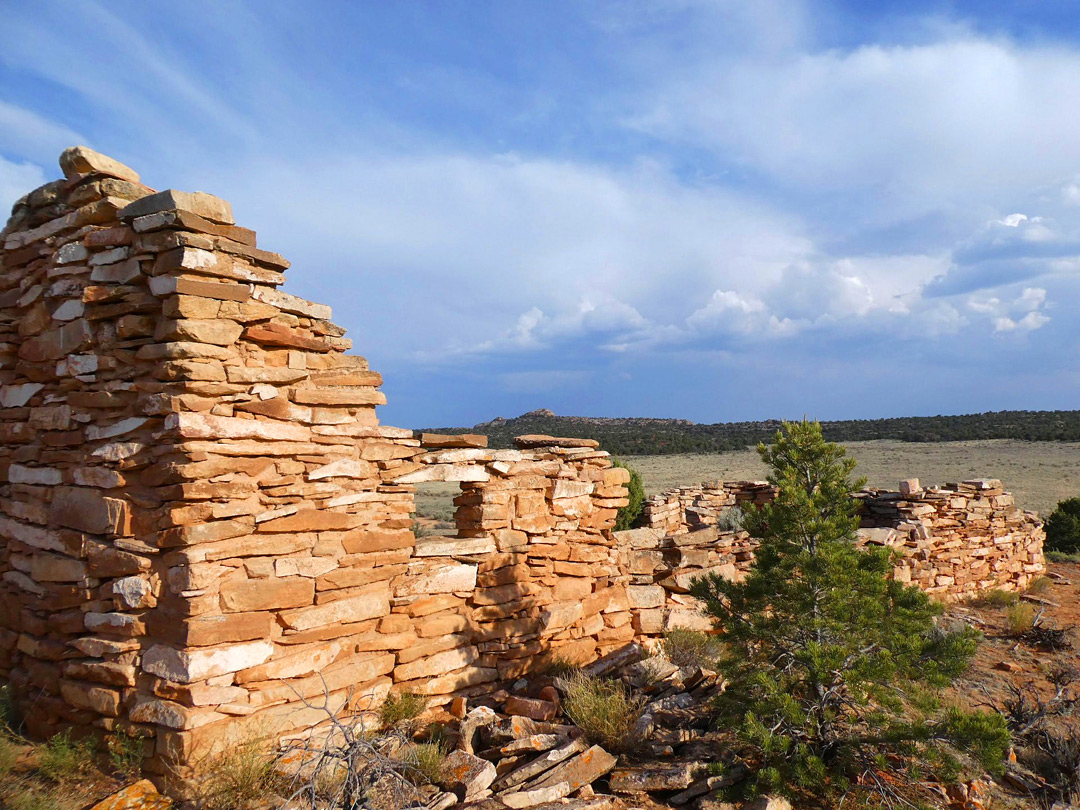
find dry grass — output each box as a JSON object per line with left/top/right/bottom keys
{"left": 189, "top": 732, "right": 286, "bottom": 810}
{"left": 662, "top": 629, "right": 723, "bottom": 669}
{"left": 561, "top": 673, "right": 644, "bottom": 754}
{"left": 1006, "top": 602, "right": 1038, "bottom": 637}
{"left": 629, "top": 439, "right": 1080, "bottom": 518}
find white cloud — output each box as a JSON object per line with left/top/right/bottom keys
{"left": 630, "top": 35, "right": 1080, "bottom": 224}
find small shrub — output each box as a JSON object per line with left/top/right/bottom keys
{"left": 1027, "top": 575, "right": 1052, "bottom": 595}
{"left": 38, "top": 731, "right": 95, "bottom": 783}
{"left": 969, "top": 588, "right": 1019, "bottom": 608}
{"left": 561, "top": 672, "right": 644, "bottom": 754}
{"left": 379, "top": 693, "right": 427, "bottom": 730}
{"left": 661, "top": 628, "right": 723, "bottom": 669}
{"left": 1046, "top": 498, "right": 1080, "bottom": 554}
{"left": 107, "top": 731, "right": 143, "bottom": 777}
{"left": 613, "top": 459, "right": 645, "bottom": 531}
{"left": 192, "top": 733, "right": 284, "bottom": 810}
{"left": 404, "top": 741, "right": 447, "bottom": 784}
{"left": 1006, "top": 602, "right": 1037, "bottom": 637}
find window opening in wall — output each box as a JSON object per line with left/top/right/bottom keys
{"left": 412, "top": 481, "right": 462, "bottom": 537}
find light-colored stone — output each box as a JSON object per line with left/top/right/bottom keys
{"left": 143, "top": 640, "right": 274, "bottom": 684}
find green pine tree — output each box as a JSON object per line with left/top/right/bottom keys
{"left": 690, "top": 419, "right": 1008, "bottom": 807}
{"left": 1045, "top": 497, "right": 1080, "bottom": 555}
{"left": 613, "top": 458, "right": 645, "bottom": 531}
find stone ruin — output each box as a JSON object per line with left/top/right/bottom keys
{"left": 0, "top": 148, "right": 1045, "bottom": 783}
{"left": 634, "top": 477, "right": 1046, "bottom": 621}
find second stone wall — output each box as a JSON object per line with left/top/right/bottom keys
{"left": 625, "top": 477, "right": 1046, "bottom": 632}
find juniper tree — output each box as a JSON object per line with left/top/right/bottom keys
{"left": 691, "top": 420, "right": 1008, "bottom": 807}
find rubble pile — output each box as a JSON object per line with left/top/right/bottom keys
{"left": 386, "top": 645, "right": 735, "bottom": 810}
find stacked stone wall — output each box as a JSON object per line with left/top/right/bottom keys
{"left": 0, "top": 148, "right": 641, "bottom": 778}
{"left": 628, "top": 477, "right": 1045, "bottom": 631}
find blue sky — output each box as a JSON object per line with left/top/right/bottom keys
{"left": 2, "top": 1, "right": 1078, "bottom": 427}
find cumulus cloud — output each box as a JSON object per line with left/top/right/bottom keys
{"left": 629, "top": 34, "right": 1080, "bottom": 225}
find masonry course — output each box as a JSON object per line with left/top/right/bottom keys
{"left": 0, "top": 148, "right": 1045, "bottom": 782}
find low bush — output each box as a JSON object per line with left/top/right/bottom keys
{"left": 561, "top": 672, "right": 644, "bottom": 753}
{"left": 1027, "top": 575, "right": 1052, "bottom": 595}
{"left": 404, "top": 741, "right": 447, "bottom": 784}
{"left": 1046, "top": 497, "right": 1080, "bottom": 554}
{"left": 661, "top": 628, "right": 723, "bottom": 669}
{"left": 968, "top": 588, "right": 1019, "bottom": 608}
{"left": 37, "top": 732, "right": 94, "bottom": 783}
{"left": 379, "top": 693, "right": 427, "bottom": 731}
{"left": 1006, "top": 602, "right": 1037, "bottom": 637}
{"left": 715, "top": 507, "right": 745, "bottom": 532}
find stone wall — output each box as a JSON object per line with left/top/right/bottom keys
{"left": 627, "top": 477, "right": 1046, "bottom": 629}
{"left": 0, "top": 148, "right": 637, "bottom": 778}
{"left": 0, "top": 148, "right": 1046, "bottom": 782}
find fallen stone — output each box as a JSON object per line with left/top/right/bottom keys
{"left": 443, "top": 749, "right": 497, "bottom": 801}
{"left": 610, "top": 762, "right": 700, "bottom": 793}
{"left": 504, "top": 696, "right": 558, "bottom": 723}
{"left": 527, "top": 745, "right": 617, "bottom": 793}
{"left": 85, "top": 779, "right": 171, "bottom": 810}
{"left": 493, "top": 737, "right": 589, "bottom": 792}
{"left": 503, "top": 782, "right": 572, "bottom": 808}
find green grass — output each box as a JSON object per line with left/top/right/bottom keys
{"left": 1047, "top": 550, "right": 1080, "bottom": 563}
{"left": 37, "top": 732, "right": 95, "bottom": 783}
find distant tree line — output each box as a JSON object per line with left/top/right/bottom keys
{"left": 420, "top": 409, "right": 1080, "bottom": 456}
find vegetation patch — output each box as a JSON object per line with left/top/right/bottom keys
{"left": 661, "top": 628, "right": 724, "bottom": 669}
{"left": 379, "top": 693, "right": 428, "bottom": 731}
{"left": 561, "top": 672, "right": 644, "bottom": 754}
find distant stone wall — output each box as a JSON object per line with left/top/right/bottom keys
{"left": 626, "top": 477, "right": 1046, "bottom": 630}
